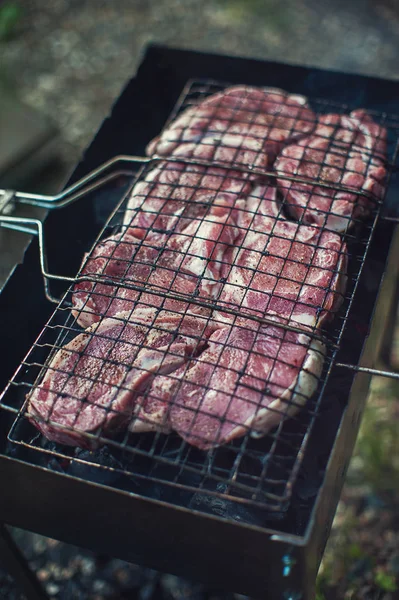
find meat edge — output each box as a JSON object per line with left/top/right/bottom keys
{"left": 312, "top": 243, "right": 348, "bottom": 328}
{"left": 146, "top": 85, "right": 315, "bottom": 157}
{"left": 224, "top": 334, "right": 325, "bottom": 443}
{"left": 26, "top": 310, "right": 156, "bottom": 446}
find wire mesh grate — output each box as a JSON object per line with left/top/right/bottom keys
{"left": 1, "top": 79, "right": 399, "bottom": 514}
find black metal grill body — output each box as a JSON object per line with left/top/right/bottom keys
{"left": 1, "top": 45, "right": 399, "bottom": 599}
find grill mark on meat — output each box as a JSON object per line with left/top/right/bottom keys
{"left": 275, "top": 111, "right": 387, "bottom": 232}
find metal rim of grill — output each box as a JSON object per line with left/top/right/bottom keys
{"left": 1, "top": 78, "right": 399, "bottom": 516}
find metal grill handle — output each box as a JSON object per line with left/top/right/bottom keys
{"left": 0, "top": 155, "right": 146, "bottom": 210}
{"left": 0, "top": 216, "right": 73, "bottom": 303}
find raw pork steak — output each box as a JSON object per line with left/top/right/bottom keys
{"left": 72, "top": 233, "right": 159, "bottom": 328}
{"left": 27, "top": 308, "right": 210, "bottom": 446}
{"left": 169, "top": 315, "right": 325, "bottom": 450}
{"left": 216, "top": 185, "right": 347, "bottom": 328}
{"left": 122, "top": 157, "right": 251, "bottom": 239}
{"left": 275, "top": 110, "right": 387, "bottom": 232}
{"left": 146, "top": 86, "right": 316, "bottom": 168}
{"left": 72, "top": 208, "right": 238, "bottom": 328}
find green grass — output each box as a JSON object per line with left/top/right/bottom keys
{"left": 316, "top": 375, "right": 399, "bottom": 597}
{"left": 0, "top": 2, "right": 22, "bottom": 41}
{"left": 375, "top": 569, "right": 398, "bottom": 592}
{"left": 351, "top": 378, "right": 399, "bottom": 496}
{"left": 216, "top": 0, "right": 290, "bottom": 33}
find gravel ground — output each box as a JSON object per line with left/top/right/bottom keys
{"left": 3, "top": 529, "right": 228, "bottom": 600}
{"left": 1, "top": 1, "right": 399, "bottom": 599}
{"left": 1, "top": 0, "right": 399, "bottom": 166}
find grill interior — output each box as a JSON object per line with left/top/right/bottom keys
{"left": 1, "top": 78, "right": 399, "bottom": 527}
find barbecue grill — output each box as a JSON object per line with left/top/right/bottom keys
{"left": 1, "top": 45, "right": 399, "bottom": 600}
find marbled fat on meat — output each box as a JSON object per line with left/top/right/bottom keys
{"left": 27, "top": 309, "right": 211, "bottom": 446}
{"left": 122, "top": 157, "right": 251, "bottom": 239}
{"left": 169, "top": 315, "right": 325, "bottom": 450}
{"left": 216, "top": 185, "right": 347, "bottom": 328}
{"left": 275, "top": 111, "right": 387, "bottom": 232}
{"left": 146, "top": 86, "right": 316, "bottom": 168}
{"left": 72, "top": 208, "right": 239, "bottom": 328}
{"left": 31, "top": 85, "right": 366, "bottom": 450}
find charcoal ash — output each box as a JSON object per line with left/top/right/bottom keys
{"left": 67, "top": 447, "right": 129, "bottom": 487}
{"left": 0, "top": 568, "right": 24, "bottom": 600}
{"left": 160, "top": 574, "right": 208, "bottom": 600}
{"left": 2, "top": 409, "right": 333, "bottom": 534}
{"left": 188, "top": 482, "right": 286, "bottom": 527}
{"left": 32, "top": 430, "right": 291, "bottom": 527}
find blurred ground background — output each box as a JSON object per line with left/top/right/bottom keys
{"left": 1, "top": 1, "right": 399, "bottom": 598}
{"left": 1, "top": 0, "right": 399, "bottom": 172}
